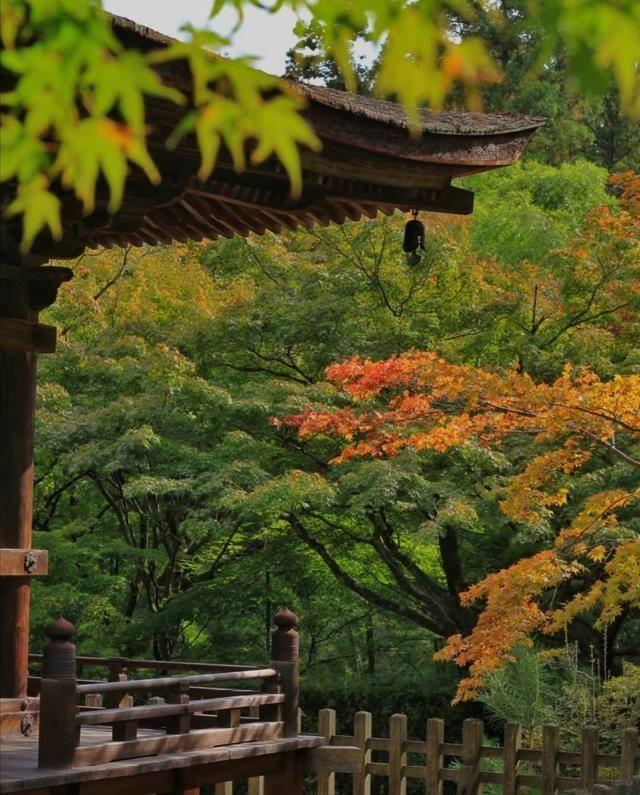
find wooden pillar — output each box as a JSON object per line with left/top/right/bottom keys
{"left": 1, "top": 263, "right": 37, "bottom": 699}
{"left": 0, "top": 260, "right": 71, "bottom": 700}
{"left": 270, "top": 608, "right": 300, "bottom": 738}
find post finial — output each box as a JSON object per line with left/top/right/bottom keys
{"left": 273, "top": 608, "right": 298, "bottom": 632}
{"left": 44, "top": 615, "right": 75, "bottom": 642}
{"left": 42, "top": 614, "right": 76, "bottom": 681}
{"left": 271, "top": 608, "right": 299, "bottom": 662}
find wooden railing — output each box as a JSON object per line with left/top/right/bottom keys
{"left": 292, "top": 709, "right": 639, "bottom": 795}
{"left": 33, "top": 610, "right": 300, "bottom": 770}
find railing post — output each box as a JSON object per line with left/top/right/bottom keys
{"left": 461, "top": 719, "right": 484, "bottom": 795}
{"left": 318, "top": 708, "right": 336, "bottom": 795}
{"left": 166, "top": 681, "right": 190, "bottom": 736}
{"left": 38, "top": 616, "right": 78, "bottom": 768}
{"left": 426, "top": 717, "right": 444, "bottom": 795}
{"left": 389, "top": 713, "right": 407, "bottom": 795}
{"left": 106, "top": 657, "right": 130, "bottom": 709}
{"left": 270, "top": 608, "right": 299, "bottom": 738}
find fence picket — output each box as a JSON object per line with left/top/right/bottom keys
{"left": 503, "top": 723, "right": 521, "bottom": 795}
{"left": 426, "top": 717, "right": 444, "bottom": 795}
{"left": 353, "top": 711, "right": 372, "bottom": 795}
{"left": 542, "top": 724, "right": 560, "bottom": 795}
{"left": 581, "top": 727, "right": 599, "bottom": 791}
{"left": 620, "top": 728, "right": 638, "bottom": 781}
{"left": 389, "top": 714, "right": 407, "bottom": 795}
{"left": 318, "top": 708, "right": 336, "bottom": 795}
{"left": 461, "top": 719, "right": 483, "bottom": 795}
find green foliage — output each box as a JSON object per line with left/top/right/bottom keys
{"left": 2, "top": 0, "right": 640, "bottom": 247}
{"left": 34, "top": 160, "right": 638, "bottom": 707}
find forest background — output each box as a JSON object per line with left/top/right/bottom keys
{"left": 32, "top": 3, "right": 640, "bottom": 750}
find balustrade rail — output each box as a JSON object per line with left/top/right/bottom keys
{"left": 32, "top": 610, "right": 300, "bottom": 770}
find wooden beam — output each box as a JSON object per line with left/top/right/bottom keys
{"left": 73, "top": 720, "right": 284, "bottom": 766}
{"left": 300, "top": 745, "right": 361, "bottom": 773}
{"left": 0, "top": 317, "right": 57, "bottom": 354}
{"left": 0, "top": 548, "right": 48, "bottom": 576}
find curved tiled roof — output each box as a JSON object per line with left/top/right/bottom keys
{"left": 5, "top": 12, "right": 544, "bottom": 258}
{"left": 296, "top": 84, "right": 543, "bottom": 136}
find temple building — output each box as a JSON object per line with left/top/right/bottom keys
{"left": 0, "top": 12, "right": 543, "bottom": 794}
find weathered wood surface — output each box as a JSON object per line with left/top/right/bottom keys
{"left": 76, "top": 668, "right": 277, "bottom": 695}
{"left": 0, "top": 268, "right": 38, "bottom": 702}
{"left": 246, "top": 712, "right": 636, "bottom": 795}
{"left": 0, "top": 550, "right": 48, "bottom": 578}
{"left": 0, "top": 318, "right": 56, "bottom": 355}
{"left": 77, "top": 693, "right": 285, "bottom": 726}
{"left": 0, "top": 728, "right": 325, "bottom": 793}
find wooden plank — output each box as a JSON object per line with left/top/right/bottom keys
{"left": 72, "top": 720, "right": 284, "bottom": 766}
{"left": 460, "top": 719, "right": 484, "bottom": 795}
{"left": 38, "top": 679, "right": 79, "bottom": 769}
{"left": 330, "top": 734, "right": 355, "bottom": 746}
{"left": 426, "top": 717, "right": 444, "bottom": 795}
{"left": 367, "top": 761, "right": 389, "bottom": 776}
{"left": 0, "top": 709, "right": 39, "bottom": 738}
{"left": 581, "top": 726, "right": 599, "bottom": 791}
{"left": 620, "top": 728, "right": 639, "bottom": 780}
{"left": 76, "top": 668, "right": 277, "bottom": 695}
{"left": 0, "top": 317, "right": 56, "bottom": 354}
{"left": 301, "top": 745, "right": 360, "bottom": 774}
{"left": 503, "top": 723, "right": 521, "bottom": 795}
{"left": 0, "top": 549, "right": 48, "bottom": 577}
{"left": 0, "top": 697, "right": 38, "bottom": 713}
{"left": 541, "top": 724, "right": 559, "bottom": 795}
{"left": 389, "top": 713, "right": 407, "bottom": 795}
{"left": 353, "top": 711, "right": 372, "bottom": 795}
{"left": 317, "top": 708, "right": 336, "bottom": 795}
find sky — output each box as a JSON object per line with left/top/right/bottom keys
{"left": 103, "top": 0, "right": 301, "bottom": 76}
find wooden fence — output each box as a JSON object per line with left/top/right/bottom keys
{"left": 231, "top": 709, "right": 640, "bottom": 795}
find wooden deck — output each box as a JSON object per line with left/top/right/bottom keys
{"left": 0, "top": 727, "right": 326, "bottom": 794}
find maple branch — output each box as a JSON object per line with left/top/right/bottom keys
{"left": 581, "top": 431, "right": 640, "bottom": 469}
{"left": 285, "top": 513, "right": 447, "bottom": 635}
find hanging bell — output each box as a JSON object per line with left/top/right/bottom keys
{"left": 403, "top": 210, "right": 426, "bottom": 266}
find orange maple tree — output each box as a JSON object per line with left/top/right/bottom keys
{"left": 284, "top": 175, "right": 640, "bottom": 700}
{"left": 286, "top": 353, "right": 640, "bottom": 699}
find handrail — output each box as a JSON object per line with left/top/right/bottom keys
{"left": 77, "top": 692, "right": 284, "bottom": 725}
{"left": 76, "top": 667, "right": 278, "bottom": 694}
{"left": 29, "top": 652, "right": 264, "bottom": 673}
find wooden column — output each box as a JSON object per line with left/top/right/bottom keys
{"left": 1, "top": 263, "right": 37, "bottom": 699}
{"left": 0, "top": 260, "right": 71, "bottom": 700}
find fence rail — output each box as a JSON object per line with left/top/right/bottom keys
{"left": 301, "top": 710, "right": 639, "bottom": 795}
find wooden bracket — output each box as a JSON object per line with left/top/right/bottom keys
{"left": 0, "top": 264, "right": 73, "bottom": 311}
{"left": 0, "top": 549, "right": 49, "bottom": 577}
{"left": 0, "top": 317, "right": 57, "bottom": 354}
{"left": 298, "top": 745, "right": 361, "bottom": 774}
